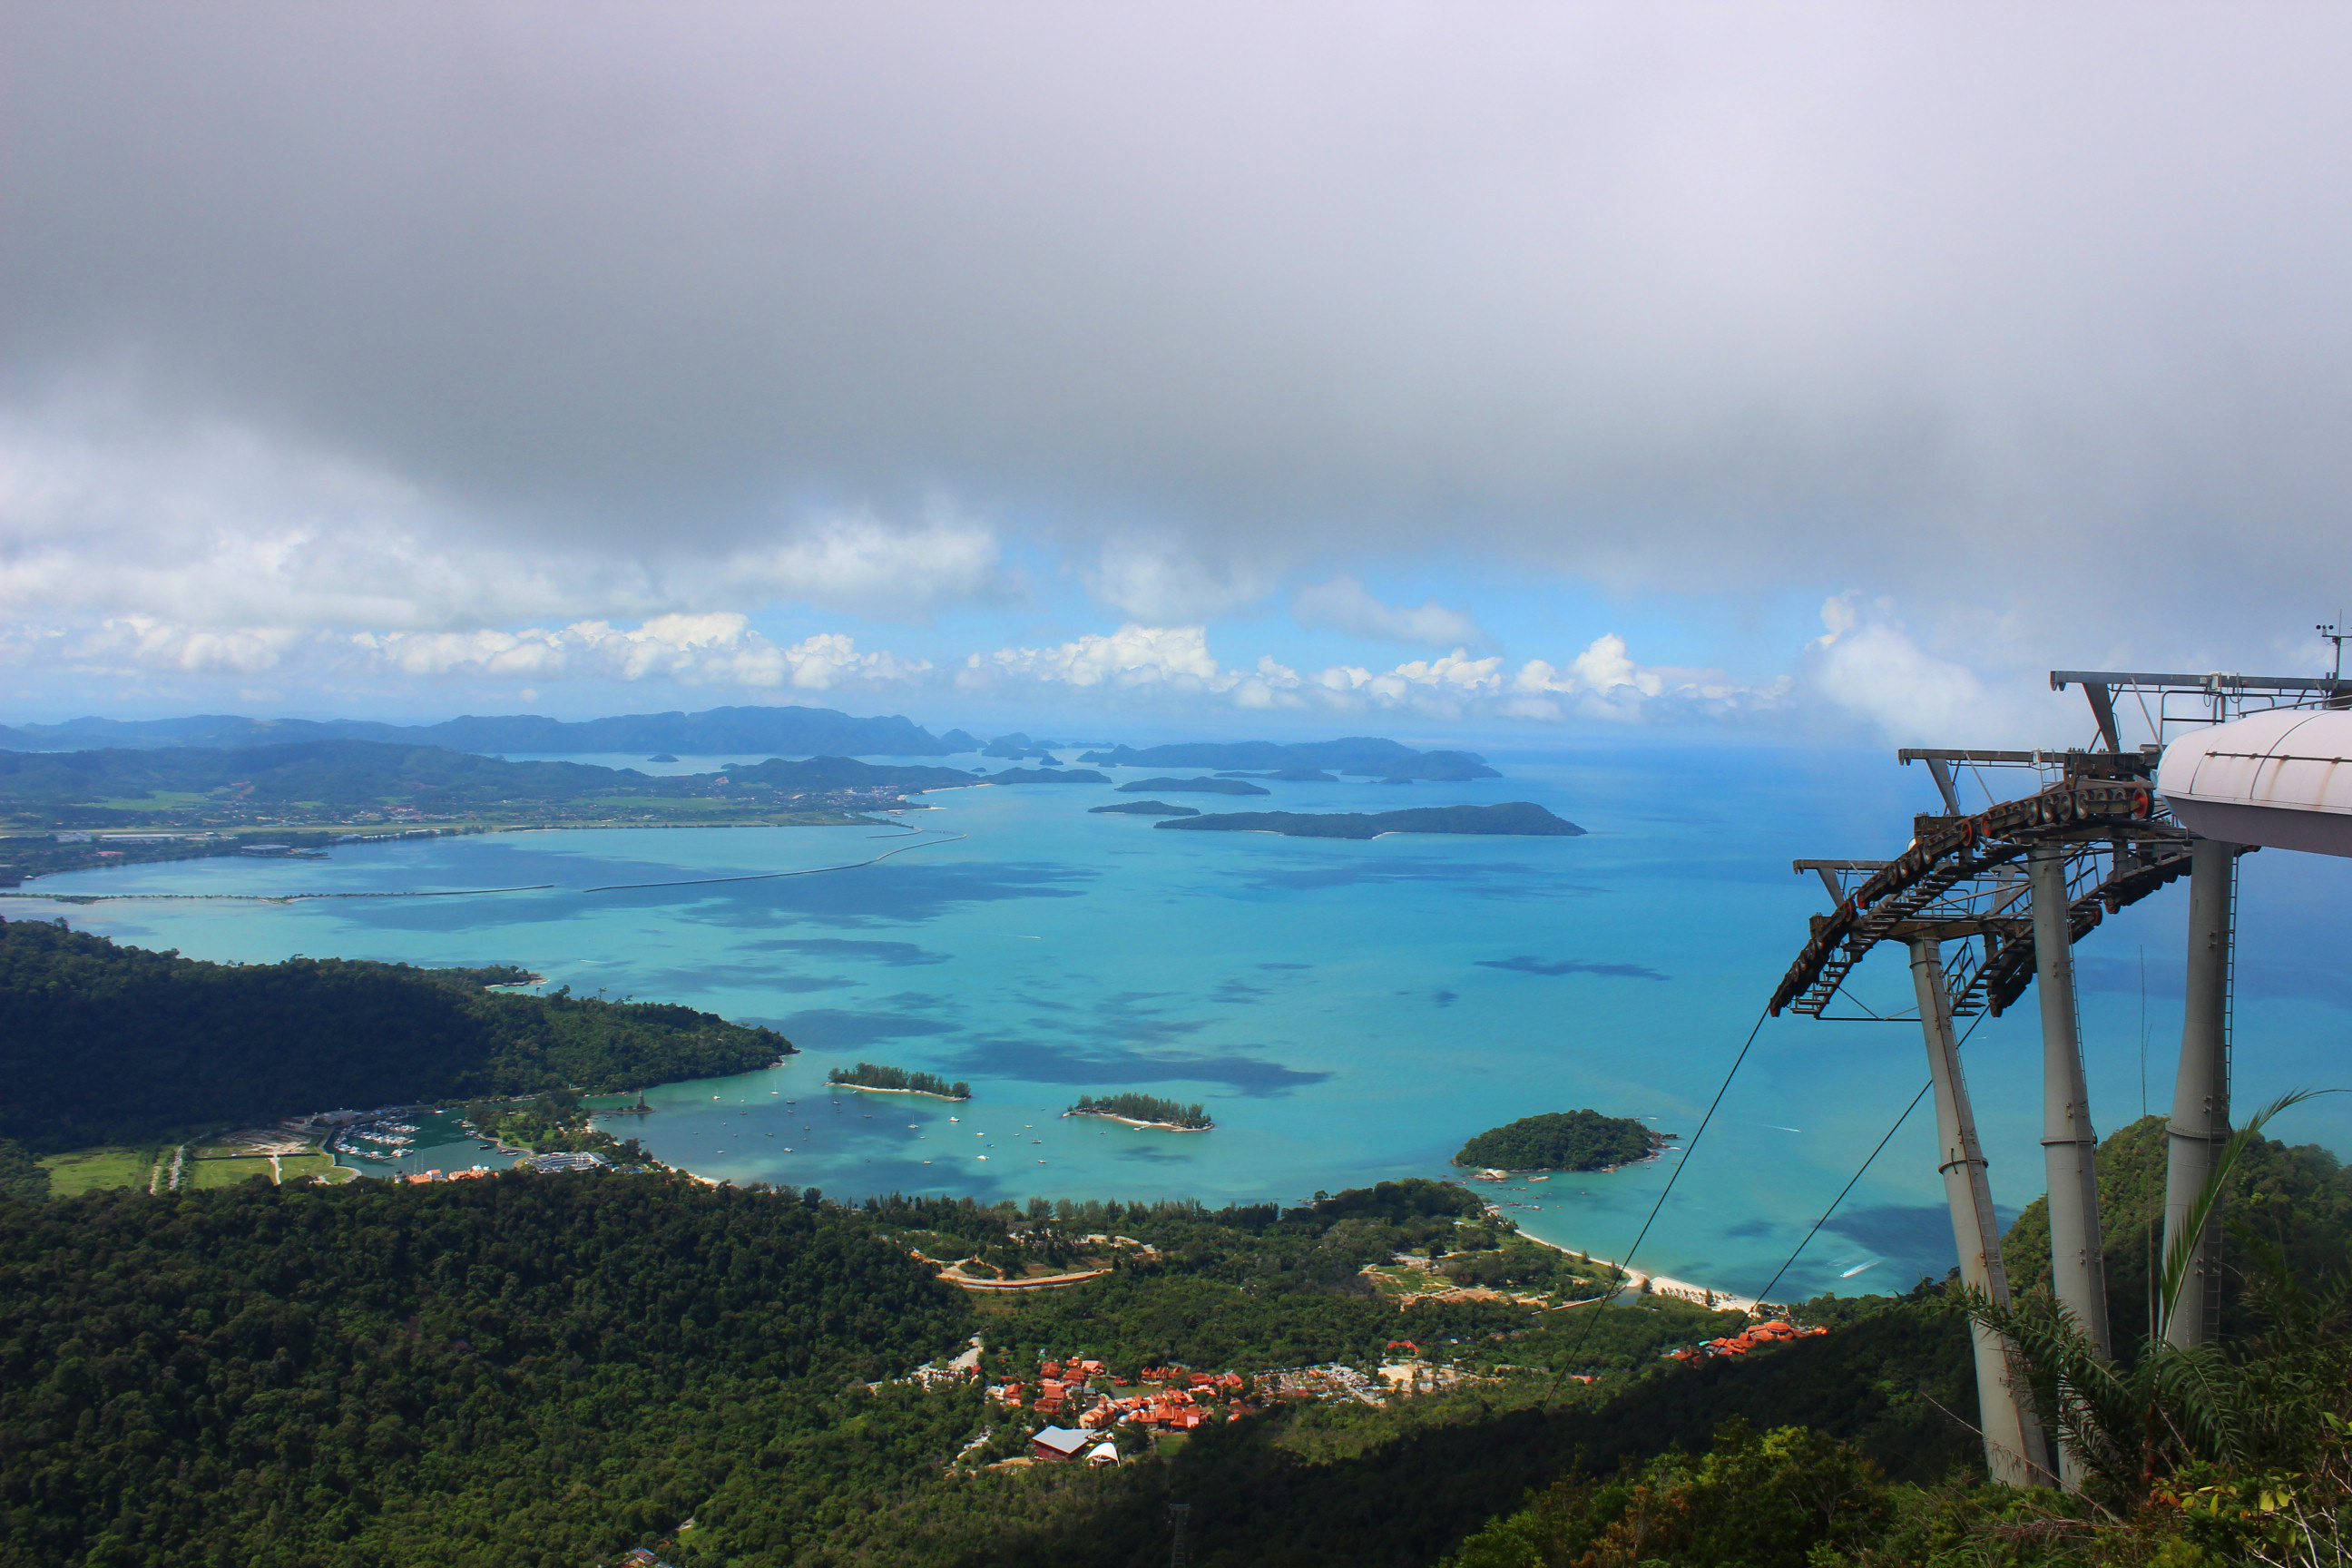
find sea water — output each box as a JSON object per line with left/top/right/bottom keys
{"left": 10, "top": 742, "right": 2348, "bottom": 1303}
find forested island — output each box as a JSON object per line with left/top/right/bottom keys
{"left": 1088, "top": 800, "right": 1199, "bottom": 816}
{"left": 1082, "top": 736, "right": 1500, "bottom": 781}
{"left": 828, "top": 1063, "right": 971, "bottom": 1100}
{"left": 1157, "top": 801, "right": 1584, "bottom": 838}
{"left": 0, "top": 739, "right": 984, "bottom": 838}
{"left": 1064, "top": 1092, "right": 1214, "bottom": 1130}
{"left": 0, "top": 916, "right": 790, "bottom": 1149}
{"left": 1454, "top": 1109, "right": 1664, "bottom": 1171}
{"left": 986, "top": 768, "right": 1110, "bottom": 784}
{"left": 1114, "top": 775, "right": 1270, "bottom": 796}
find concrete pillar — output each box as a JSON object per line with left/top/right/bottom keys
{"left": 2029, "top": 847, "right": 2112, "bottom": 1357}
{"left": 2163, "top": 839, "right": 2235, "bottom": 1350}
{"left": 2028, "top": 846, "right": 2112, "bottom": 1492}
{"left": 1911, "top": 938, "right": 2053, "bottom": 1488}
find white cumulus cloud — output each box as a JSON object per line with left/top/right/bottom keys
{"left": 960, "top": 624, "right": 1231, "bottom": 694}
{"left": 1802, "top": 593, "right": 2063, "bottom": 743}
{"left": 2, "top": 612, "right": 928, "bottom": 694}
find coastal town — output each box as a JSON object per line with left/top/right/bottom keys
{"left": 889, "top": 1316, "right": 1838, "bottom": 1475}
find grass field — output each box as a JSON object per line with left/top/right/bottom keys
{"left": 39, "top": 1142, "right": 356, "bottom": 1195}
{"left": 189, "top": 1152, "right": 279, "bottom": 1190}
{"left": 189, "top": 1145, "right": 355, "bottom": 1188}
{"left": 42, "top": 1145, "right": 167, "bottom": 1196}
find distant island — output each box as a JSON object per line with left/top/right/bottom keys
{"left": 988, "top": 768, "right": 1111, "bottom": 784}
{"left": 0, "top": 740, "right": 985, "bottom": 838}
{"left": 1089, "top": 800, "right": 1200, "bottom": 817}
{"left": 1454, "top": 1110, "right": 1664, "bottom": 1172}
{"left": 1115, "top": 776, "right": 1271, "bottom": 796}
{"left": 645, "top": 753, "right": 679, "bottom": 762}
{"left": 1155, "top": 802, "right": 1583, "bottom": 838}
{"left": 979, "top": 732, "right": 1063, "bottom": 760}
{"left": 1064, "top": 1092, "right": 1213, "bottom": 1131}
{"left": 1213, "top": 768, "right": 1338, "bottom": 782}
{"left": 1082, "top": 737, "right": 1499, "bottom": 782}
{"left": 828, "top": 1063, "right": 970, "bottom": 1100}
{"left": 0, "top": 703, "right": 969, "bottom": 759}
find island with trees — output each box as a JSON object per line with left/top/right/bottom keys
{"left": 1063, "top": 1092, "right": 1214, "bottom": 1131}
{"left": 1088, "top": 800, "right": 1200, "bottom": 816}
{"left": 1113, "top": 776, "right": 1270, "bottom": 796}
{"left": 985, "top": 768, "right": 1110, "bottom": 784}
{"left": 1454, "top": 1110, "right": 1665, "bottom": 1171}
{"left": 1157, "top": 801, "right": 1584, "bottom": 838}
{"left": 0, "top": 916, "right": 791, "bottom": 1152}
{"left": 0, "top": 739, "right": 985, "bottom": 845}
{"left": 828, "top": 1063, "right": 971, "bottom": 1100}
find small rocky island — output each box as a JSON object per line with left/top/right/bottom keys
{"left": 1115, "top": 776, "right": 1271, "bottom": 796}
{"left": 1454, "top": 1110, "right": 1665, "bottom": 1172}
{"left": 1063, "top": 1092, "right": 1213, "bottom": 1131}
{"left": 1089, "top": 800, "right": 1200, "bottom": 816}
{"left": 828, "top": 1063, "right": 971, "bottom": 1100}
{"left": 1155, "top": 802, "right": 1583, "bottom": 838}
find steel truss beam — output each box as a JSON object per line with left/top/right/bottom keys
{"left": 1773, "top": 763, "right": 2192, "bottom": 1021}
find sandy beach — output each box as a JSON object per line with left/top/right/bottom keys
{"left": 1061, "top": 1109, "right": 1214, "bottom": 1132}
{"left": 836, "top": 1082, "right": 970, "bottom": 1102}
{"left": 1507, "top": 1217, "right": 1766, "bottom": 1315}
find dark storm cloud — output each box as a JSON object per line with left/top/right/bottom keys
{"left": 7, "top": 1, "right": 2351, "bottom": 638}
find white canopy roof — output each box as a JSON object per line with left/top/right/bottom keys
{"left": 2157, "top": 708, "right": 2352, "bottom": 858}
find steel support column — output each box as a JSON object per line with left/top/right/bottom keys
{"left": 2029, "top": 847, "right": 2112, "bottom": 1357}
{"left": 1910, "top": 939, "right": 2052, "bottom": 1487}
{"left": 2029, "top": 846, "right": 2112, "bottom": 1491}
{"left": 2163, "top": 838, "right": 2235, "bottom": 1350}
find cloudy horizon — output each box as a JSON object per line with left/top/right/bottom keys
{"left": 6, "top": 1, "right": 2347, "bottom": 745}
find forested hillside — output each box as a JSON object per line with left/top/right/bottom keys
{"left": 0, "top": 1177, "right": 969, "bottom": 1566}
{"left": 0, "top": 917, "right": 789, "bottom": 1148}
{"left": 2001, "top": 1112, "right": 2352, "bottom": 1348}
{"left": 10, "top": 1141, "right": 2341, "bottom": 1565}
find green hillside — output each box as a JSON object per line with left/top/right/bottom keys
{"left": 0, "top": 917, "right": 789, "bottom": 1149}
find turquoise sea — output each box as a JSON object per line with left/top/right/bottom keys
{"left": 10, "top": 742, "right": 2348, "bottom": 1303}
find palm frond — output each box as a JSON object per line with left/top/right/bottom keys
{"left": 2158, "top": 1090, "right": 2335, "bottom": 1343}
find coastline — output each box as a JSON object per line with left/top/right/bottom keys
{"left": 1506, "top": 1220, "right": 1766, "bottom": 1315}
{"left": 833, "top": 1082, "right": 971, "bottom": 1102}
{"left": 1061, "top": 1109, "right": 1214, "bottom": 1132}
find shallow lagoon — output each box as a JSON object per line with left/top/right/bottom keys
{"left": 12, "top": 741, "right": 2348, "bottom": 1302}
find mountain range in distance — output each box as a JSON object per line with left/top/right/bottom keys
{"left": 0, "top": 706, "right": 981, "bottom": 759}
{"left": 0, "top": 710, "right": 1500, "bottom": 788}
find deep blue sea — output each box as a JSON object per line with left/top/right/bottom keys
{"left": 11, "top": 741, "right": 2347, "bottom": 1303}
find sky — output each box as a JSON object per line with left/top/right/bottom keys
{"left": 5, "top": 1, "right": 2349, "bottom": 741}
